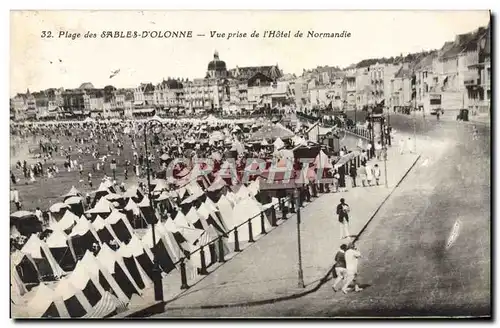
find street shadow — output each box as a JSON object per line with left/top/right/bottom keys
{"left": 162, "top": 265, "right": 337, "bottom": 311}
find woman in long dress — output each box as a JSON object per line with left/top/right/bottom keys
{"left": 338, "top": 165, "right": 346, "bottom": 192}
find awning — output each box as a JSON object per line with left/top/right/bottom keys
{"left": 133, "top": 108, "right": 155, "bottom": 114}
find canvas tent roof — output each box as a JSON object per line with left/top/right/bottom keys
{"left": 250, "top": 122, "right": 295, "bottom": 141}
{"left": 26, "top": 283, "right": 57, "bottom": 317}
{"left": 62, "top": 186, "right": 83, "bottom": 199}
{"left": 46, "top": 230, "right": 69, "bottom": 248}
{"left": 86, "top": 197, "right": 114, "bottom": 214}
{"left": 51, "top": 210, "right": 78, "bottom": 232}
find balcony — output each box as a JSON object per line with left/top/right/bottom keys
{"left": 464, "top": 78, "right": 481, "bottom": 86}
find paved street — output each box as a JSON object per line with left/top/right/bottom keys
{"left": 152, "top": 115, "right": 490, "bottom": 317}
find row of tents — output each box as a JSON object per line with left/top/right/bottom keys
{"left": 12, "top": 170, "right": 280, "bottom": 318}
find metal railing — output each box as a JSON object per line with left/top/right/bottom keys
{"left": 341, "top": 126, "right": 372, "bottom": 141}
{"left": 161, "top": 151, "right": 368, "bottom": 291}
{"left": 171, "top": 194, "right": 294, "bottom": 290}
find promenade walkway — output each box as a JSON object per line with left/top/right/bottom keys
{"left": 125, "top": 147, "right": 420, "bottom": 316}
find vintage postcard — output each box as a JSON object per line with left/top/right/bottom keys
{"left": 9, "top": 10, "right": 491, "bottom": 319}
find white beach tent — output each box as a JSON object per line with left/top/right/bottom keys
{"left": 50, "top": 209, "right": 78, "bottom": 233}
{"left": 69, "top": 217, "right": 102, "bottom": 259}
{"left": 216, "top": 195, "right": 237, "bottom": 230}
{"left": 173, "top": 211, "right": 192, "bottom": 229}
{"left": 86, "top": 197, "right": 114, "bottom": 215}
{"left": 229, "top": 197, "right": 270, "bottom": 243}
{"left": 116, "top": 242, "right": 153, "bottom": 291}
{"left": 82, "top": 291, "right": 127, "bottom": 318}
{"left": 26, "top": 283, "right": 59, "bottom": 317}
{"left": 11, "top": 265, "right": 28, "bottom": 304}
{"left": 141, "top": 225, "right": 180, "bottom": 274}
{"left": 96, "top": 244, "right": 142, "bottom": 299}
{"left": 92, "top": 215, "right": 121, "bottom": 246}
{"left": 46, "top": 229, "right": 76, "bottom": 271}
{"left": 78, "top": 251, "right": 129, "bottom": 305}
{"left": 51, "top": 276, "right": 93, "bottom": 317}
{"left": 105, "top": 210, "right": 135, "bottom": 243}
{"left": 21, "top": 234, "right": 65, "bottom": 279}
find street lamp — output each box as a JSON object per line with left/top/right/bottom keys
{"left": 381, "top": 117, "right": 389, "bottom": 188}
{"left": 294, "top": 187, "right": 305, "bottom": 288}
{"left": 143, "top": 118, "right": 164, "bottom": 302}
{"left": 413, "top": 100, "right": 417, "bottom": 153}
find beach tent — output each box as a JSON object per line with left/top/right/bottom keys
{"left": 235, "top": 185, "right": 251, "bottom": 201}
{"left": 21, "top": 234, "right": 65, "bottom": 281}
{"left": 124, "top": 198, "right": 147, "bottom": 229}
{"left": 225, "top": 191, "right": 238, "bottom": 207}
{"left": 69, "top": 218, "right": 101, "bottom": 260}
{"left": 10, "top": 211, "right": 43, "bottom": 236}
{"left": 206, "top": 176, "right": 228, "bottom": 202}
{"left": 49, "top": 203, "right": 70, "bottom": 222}
{"left": 62, "top": 186, "right": 83, "bottom": 200}
{"left": 46, "top": 230, "right": 76, "bottom": 271}
{"left": 173, "top": 211, "right": 191, "bottom": 229}
{"left": 141, "top": 225, "right": 179, "bottom": 274}
{"left": 229, "top": 197, "right": 270, "bottom": 243}
{"left": 123, "top": 185, "right": 144, "bottom": 203}
{"left": 116, "top": 242, "right": 153, "bottom": 291}
{"left": 105, "top": 210, "right": 134, "bottom": 244}
{"left": 204, "top": 198, "right": 219, "bottom": 213}
{"left": 82, "top": 291, "right": 127, "bottom": 318}
{"left": 247, "top": 180, "right": 260, "bottom": 197}
{"left": 96, "top": 244, "right": 141, "bottom": 300}
{"left": 50, "top": 209, "right": 78, "bottom": 234}
{"left": 78, "top": 251, "right": 129, "bottom": 305}
{"left": 64, "top": 196, "right": 85, "bottom": 217}
{"left": 216, "top": 195, "right": 237, "bottom": 230}
{"left": 273, "top": 137, "right": 285, "bottom": 150}
{"left": 11, "top": 250, "right": 40, "bottom": 286}
{"left": 92, "top": 215, "right": 120, "bottom": 247}
{"left": 137, "top": 196, "right": 157, "bottom": 224}
{"left": 91, "top": 184, "right": 112, "bottom": 208}
{"left": 11, "top": 266, "right": 28, "bottom": 304}
{"left": 44, "top": 277, "right": 93, "bottom": 318}
{"left": 86, "top": 197, "right": 114, "bottom": 217}
{"left": 124, "top": 236, "right": 156, "bottom": 281}
{"left": 26, "top": 283, "right": 58, "bottom": 317}
{"left": 197, "top": 203, "right": 226, "bottom": 234}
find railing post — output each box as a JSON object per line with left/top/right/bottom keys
{"left": 271, "top": 206, "right": 277, "bottom": 226}
{"left": 199, "top": 246, "right": 208, "bottom": 275}
{"left": 234, "top": 228, "right": 241, "bottom": 252}
{"left": 218, "top": 236, "right": 225, "bottom": 263}
{"left": 180, "top": 259, "right": 189, "bottom": 290}
{"left": 260, "top": 212, "right": 267, "bottom": 235}
{"left": 248, "top": 219, "right": 255, "bottom": 242}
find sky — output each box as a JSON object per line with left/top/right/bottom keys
{"left": 10, "top": 10, "right": 490, "bottom": 96}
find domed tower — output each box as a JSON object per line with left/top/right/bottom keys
{"left": 207, "top": 50, "right": 227, "bottom": 79}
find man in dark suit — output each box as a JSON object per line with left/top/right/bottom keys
{"left": 336, "top": 198, "right": 351, "bottom": 239}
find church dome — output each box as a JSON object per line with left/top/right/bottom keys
{"left": 207, "top": 51, "right": 227, "bottom": 71}
{"left": 79, "top": 82, "right": 95, "bottom": 90}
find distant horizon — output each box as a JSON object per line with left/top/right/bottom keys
{"left": 10, "top": 10, "right": 490, "bottom": 96}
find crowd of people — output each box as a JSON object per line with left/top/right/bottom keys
{"left": 10, "top": 112, "right": 391, "bottom": 316}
